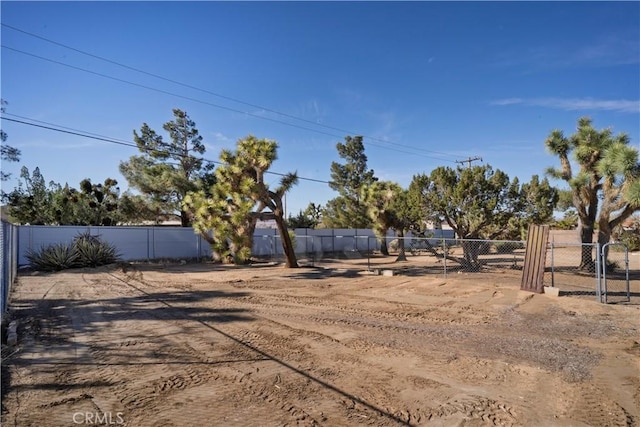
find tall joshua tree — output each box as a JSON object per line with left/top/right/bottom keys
{"left": 185, "top": 135, "right": 299, "bottom": 267}
{"left": 546, "top": 117, "right": 640, "bottom": 270}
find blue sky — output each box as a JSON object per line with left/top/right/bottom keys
{"left": 1, "top": 1, "right": 639, "bottom": 218}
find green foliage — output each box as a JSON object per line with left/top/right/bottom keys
{"left": 73, "top": 232, "right": 120, "bottom": 267}
{"left": 3, "top": 167, "right": 155, "bottom": 225}
{"left": 360, "top": 180, "right": 419, "bottom": 258}
{"left": 361, "top": 180, "right": 405, "bottom": 236}
{"left": 324, "top": 136, "right": 377, "bottom": 228}
{"left": 413, "top": 165, "right": 521, "bottom": 240}
{"left": 616, "top": 231, "right": 640, "bottom": 252}
{"left": 185, "top": 135, "right": 299, "bottom": 267}
{"left": 1, "top": 99, "right": 21, "bottom": 182}
{"left": 120, "top": 109, "right": 215, "bottom": 226}
{"left": 612, "top": 217, "right": 640, "bottom": 251}
{"left": 300, "top": 203, "right": 324, "bottom": 228}
{"left": 4, "top": 166, "right": 55, "bottom": 224}
{"left": 287, "top": 210, "right": 317, "bottom": 229}
{"left": 53, "top": 178, "right": 121, "bottom": 226}
{"left": 545, "top": 117, "right": 639, "bottom": 256}
{"left": 410, "top": 165, "right": 556, "bottom": 267}
{"left": 555, "top": 189, "right": 575, "bottom": 212}
{"left": 26, "top": 233, "right": 119, "bottom": 271}
{"left": 26, "top": 243, "right": 80, "bottom": 271}
{"left": 506, "top": 175, "right": 559, "bottom": 240}
{"left": 552, "top": 210, "right": 579, "bottom": 230}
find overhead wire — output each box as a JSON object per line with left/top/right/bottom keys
{"left": 1, "top": 115, "right": 331, "bottom": 184}
{"left": 5, "top": 44, "right": 454, "bottom": 160}
{"left": 1, "top": 22, "right": 460, "bottom": 162}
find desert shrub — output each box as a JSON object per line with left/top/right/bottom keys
{"left": 616, "top": 230, "right": 640, "bottom": 252}
{"left": 26, "top": 243, "right": 80, "bottom": 271}
{"left": 26, "top": 232, "right": 119, "bottom": 271}
{"left": 73, "top": 232, "right": 119, "bottom": 267}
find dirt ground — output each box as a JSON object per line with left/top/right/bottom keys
{"left": 1, "top": 260, "right": 639, "bottom": 427}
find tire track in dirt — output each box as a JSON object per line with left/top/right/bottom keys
{"left": 10, "top": 267, "right": 626, "bottom": 427}
{"left": 169, "top": 292, "right": 525, "bottom": 427}
{"left": 76, "top": 274, "right": 299, "bottom": 424}
{"left": 115, "top": 269, "right": 625, "bottom": 426}
{"left": 102, "top": 270, "right": 412, "bottom": 426}
{"left": 149, "top": 275, "right": 603, "bottom": 425}
{"left": 570, "top": 389, "right": 634, "bottom": 427}
{"left": 231, "top": 295, "right": 603, "bottom": 384}
{"left": 207, "top": 280, "right": 621, "bottom": 426}
{"left": 232, "top": 292, "right": 497, "bottom": 326}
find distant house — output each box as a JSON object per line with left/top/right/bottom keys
{"left": 256, "top": 219, "right": 278, "bottom": 229}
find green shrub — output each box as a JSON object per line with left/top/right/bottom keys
{"left": 26, "top": 232, "right": 120, "bottom": 271}
{"left": 617, "top": 230, "right": 640, "bottom": 252}
{"left": 73, "top": 232, "right": 119, "bottom": 267}
{"left": 26, "top": 243, "right": 80, "bottom": 271}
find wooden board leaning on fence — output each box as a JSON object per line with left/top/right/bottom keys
{"left": 521, "top": 224, "right": 550, "bottom": 294}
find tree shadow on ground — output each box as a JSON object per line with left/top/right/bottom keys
{"left": 4, "top": 267, "right": 411, "bottom": 426}
{"left": 2, "top": 286, "right": 255, "bottom": 393}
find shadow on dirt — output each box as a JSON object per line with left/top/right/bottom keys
{"left": 4, "top": 266, "right": 412, "bottom": 426}
{"left": 1, "top": 286, "right": 255, "bottom": 407}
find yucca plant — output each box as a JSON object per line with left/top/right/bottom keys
{"left": 26, "top": 243, "right": 80, "bottom": 271}
{"left": 26, "top": 232, "right": 120, "bottom": 271}
{"left": 72, "top": 232, "right": 120, "bottom": 267}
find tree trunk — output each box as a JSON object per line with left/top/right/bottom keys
{"left": 461, "top": 239, "right": 482, "bottom": 271}
{"left": 578, "top": 222, "right": 595, "bottom": 271}
{"left": 274, "top": 216, "right": 298, "bottom": 268}
{"left": 395, "top": 229, "right": 407, "bottom": 262}
{"left": 180, "top": 209, "right": 190, "bottom": 227}
{"left": 376, "top": 226, "right": 390, "bottom": 256}
{"left": 379, "top": 237, "right": 389, "bottom": 256}
{"left": 199, "top": 231, "right": 224, "bottom": 263}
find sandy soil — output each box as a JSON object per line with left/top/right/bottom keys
{"left": 1, "top": 261, "right": 639, "bottom": 427}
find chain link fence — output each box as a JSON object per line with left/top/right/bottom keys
{"left": 255, "top": 235, "right": 638, "bottom": 304}
{"left": 6, "top": 225, "right": 637, "bottom": 305}
{"left": 599, "top": 243, "right": 633, "bottom": 304}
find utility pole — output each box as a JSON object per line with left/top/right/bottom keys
{"left": 455, "top": 156, "right": 483, "bottom": 168}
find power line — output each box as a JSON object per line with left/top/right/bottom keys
{"left": 455, "top": 156, "right": 483, "bottom": 168}
{"left": 1, "top": 115, "right": 330, "bottom": 184}
{"left": 5, "top": 113, "right": 136, "bottom": 146}
{"left": 5, "top": 44, "right": 455, "bottom": 161}
{"left": 1, "top": 24, "right": 461, "bottom": 161}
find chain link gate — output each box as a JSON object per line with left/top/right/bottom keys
{"left": 599, "top": 243, "right": 630, "bottom": 304}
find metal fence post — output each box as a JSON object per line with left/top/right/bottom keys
{"left": 550, "top": 240, "right": 555, "bottom": 288}
{"left": 602, "top": 243, "right": 608, "bottom": 304}
{"left": 596, "top": 243, "right": 602, "bottom": 303}
{"left": 442, "top": 237, "right": 447, "bottom": 278}
{"left": 367, "top": 236, "right": 371, "bottom": 271}
{"left": 625, "top": 248, "right": 630, "bottom": 302}
{"left": 600, "top": 242, "right": 631, "bottom": 304}
{"left": 197, "top": 233, "right": 201, "bottom": 262}
{"left": 332, "top": 229, "right": 335, "bottom": 254}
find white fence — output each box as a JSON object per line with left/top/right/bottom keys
{"left": 15, "top": 225, "right": 455, "bottom": 266}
